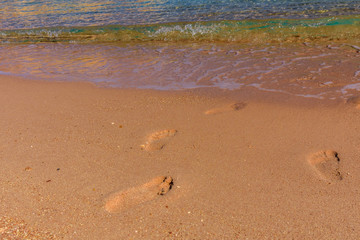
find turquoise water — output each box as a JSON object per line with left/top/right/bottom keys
{"left": 1, "top": 0, "right": 360, "bottom": 43}
{"left": 1, "top": 0, "right": 360, "bottom": 99}
{"left": 1, "top": 16, "right": 360, "bottom": 44}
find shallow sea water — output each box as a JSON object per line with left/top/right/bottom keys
{"left": 1, "top": 0, "right": 360, "bottom": 100}
{"left": 2, "top": 0, "right": 360, "bottom": 29}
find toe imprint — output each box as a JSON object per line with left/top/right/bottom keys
{"left": 104, "top": 176, "right": 174, "bottom": 213}
{"left": 308, "top": 150, "right": 343, "bottom": 183}
{"left": 157, "top": 176, "right": 173, "bottom": 195}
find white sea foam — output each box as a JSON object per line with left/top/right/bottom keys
{"left": 341, "top": 83, "right": 360, "bottom": 95}
{"left": 354, "top": 70, "right": 360, "bottom": 77}
{"left": 0, "top": 42, "right": 358, "bottom": 100}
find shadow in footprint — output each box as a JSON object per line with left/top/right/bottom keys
{"left": 308, "top": 150, "right": 343, "bottom": 183}
{"left": 346, "top": 96, "right": 360, "bottom": 109}
{"left": 205, "top": 102, "right": 246, "bottom": 115}
{"left": 141, "top": 129, "right": 177, "bottom": 151}
{"left": 104, "top": 176, "right": 173, "bottom": 213}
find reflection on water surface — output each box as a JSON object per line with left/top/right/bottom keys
{"left": 0, "top": 42, "right": 359, "bottom": 100}
{"left": 1, "top": 0, "right": 360, "bottom": 29}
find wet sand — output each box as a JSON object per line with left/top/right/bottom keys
{"left": 1, "top": 43, "right": 360, "bottom": 100}
{"left": 1, "top": 75, "right": 360, "bottom": 239}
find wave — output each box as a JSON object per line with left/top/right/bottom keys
{"left": 1, "top": 15, "right": 360, "bottom": 44}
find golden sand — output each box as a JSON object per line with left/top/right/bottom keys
{"left": 1, "top": 75, "right": 360, "bottom": 239}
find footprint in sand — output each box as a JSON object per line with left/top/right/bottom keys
{"left": 141, "top": 129, "right": 177, "bottom": 151}
{"left": 104, "top": 176, "right": 173, "bottom": 213}
{"left": 204, "top": 102, "right": 246, "bottom": 115}
{"left": 308, "top": 150, "right": 343, "bottom": 183}
{"left": 346, "top": 96, "right": 360, "bottom": 109}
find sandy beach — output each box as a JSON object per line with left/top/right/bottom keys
{"left": 1, "top": 74, "right": 360, "bottom": 239}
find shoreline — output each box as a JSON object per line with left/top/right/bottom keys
{"left": 0, "top": 41, "right": 359, "bottom": 103}
{"left": 0, "top": 72, "right": 351, "bottom": 107}
{"left": 1, "top": 75, "right": 360, "bottom": 239}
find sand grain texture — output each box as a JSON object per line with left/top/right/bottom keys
{"left": 308, "top": 150, "right": 343, "bottom": 183}
{"left": 0, "top": 216, "right": 57, "bottom": 240}
{"left": 104, "top": 176, "right": 173, "bottom": 213}
{"left": 204, "top": 102, "right": 246, "bottom": 115}
{"left": 141, "top": 129, "right": 177, "bottom": 151}
{"left": 1, "top": 75, "right": 360, "bottom": 239}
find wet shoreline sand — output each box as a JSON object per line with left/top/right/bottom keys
{"left": 0, "top": 42, "right": 359, "bottom": 99}
{"left": 1, "top": 75, "right": 360, "bottom": 239}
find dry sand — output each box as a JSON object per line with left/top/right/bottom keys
{"left": 1, "top": 75, "right": 360, "bottom": 239}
